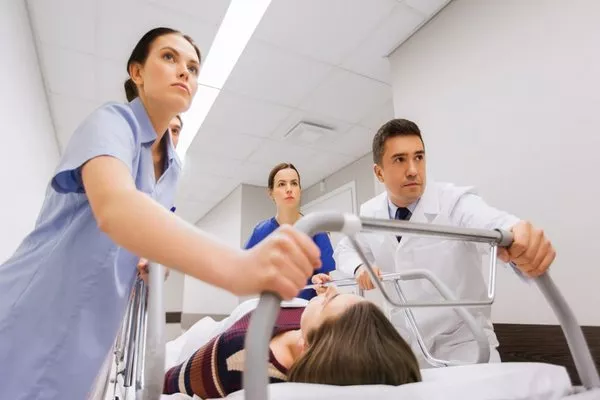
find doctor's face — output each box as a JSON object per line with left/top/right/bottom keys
{"left": 374, "top": 135, "right": 426, "bottom": 207}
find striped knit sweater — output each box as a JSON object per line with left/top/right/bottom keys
{"left": 163, "top": 307, "right": 304, "bottom": 398}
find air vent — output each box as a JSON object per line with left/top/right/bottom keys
{"left": 283, "top": 121, "right": 334, "bottom": 144}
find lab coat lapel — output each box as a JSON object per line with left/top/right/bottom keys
{"left": 397, "top": 181, "right": 440, "bottom": 250}
{"left": 373, "top": 193, "right": 399, "bottom": 255}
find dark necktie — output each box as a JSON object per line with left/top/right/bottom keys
{"left": 395, "top": 207, "right": 411, "bottom": 243}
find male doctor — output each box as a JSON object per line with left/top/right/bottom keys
{"left": 334, "top": 118, "right": 555, "bottom": 365}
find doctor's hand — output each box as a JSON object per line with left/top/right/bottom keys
{"left": 311, "top": 273, "right": 332, "bottom": 295}
{"left": 137, "top": 258, "right": 170, "bottom": 283}
{"left": 498, "top": 220, "right": 556, "bottom": 278}
{"left": 235, "top": 225, "right": 322, "bottom": 300}
{"left": 355, "top": 264, "right": 382, "bottom": 290}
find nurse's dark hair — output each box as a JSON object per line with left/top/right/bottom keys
{"left": 288, "top": 301, "right": 422, "bottom": 386}
{"left": 174, "top": 115, "right": 183, "bottom": 129}
{"left": 372, "top": 118, "right": 424, "bottom": 166}
{"left": 124, "top": 27, "right": 201, "bottom": 102}
{"left": 267, "top": 162, "right": 300, "bottom": 191}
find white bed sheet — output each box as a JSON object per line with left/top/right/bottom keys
{"left": 162, "top": 299, "right": 574, "bottom": 400}
{"left": 160, "top": 362, "right": 573, "bottom": 400}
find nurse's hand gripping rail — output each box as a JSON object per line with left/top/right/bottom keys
{"left": 244, "top": 211, "right": 600, "bottom": 400}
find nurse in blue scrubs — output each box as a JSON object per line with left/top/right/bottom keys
{"left": 245, "top": 163, "right": 336, "bottom": 300}
{"left": 0, "top": 28, "right": 321, "bottom": 400}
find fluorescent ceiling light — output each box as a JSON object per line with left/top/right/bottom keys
{"left": 176, "top": 0, "right": 273, "bottom": 159}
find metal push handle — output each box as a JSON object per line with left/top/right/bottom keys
{"left": 243, "top": 212, "right": 358, "bottom": 400}
{"left": 244, "top": 211, "right": 600, "bottom": 400}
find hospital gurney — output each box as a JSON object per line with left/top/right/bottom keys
{"left": 106, "top": 211, "right": 600, "bottom": 400}
{"left": 95, "top": 265, "right": 166, "bottom": 400}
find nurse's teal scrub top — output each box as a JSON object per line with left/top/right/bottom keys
{"left": 0, "top": 98, "right": 181, "bottom": 400}
{"left": 244, "top": 217, "right": 336, "bottom": 300}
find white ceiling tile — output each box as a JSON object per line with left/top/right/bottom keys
{"left": 253, "top": 0, "right": 399, "bottom": 65}
{"left": 331, "top": 125, "right": 374, "bottom": 159}
{"left": 188, "top": 126, "right": 265, "bottom": 161}
{"left": 96, "top": 0, "right": 217, "bottom": 64}
{"left": 246, "top": 140, "right": 318, "bottom": 169}
{"left": 50, "top": 93, "right": 101, "bottom": 150}
{"left": 341, "top": 3, "right": 425, "bottom": 82}
{"left": 40, "top": 44, "right": 96, "bottom": 100}
{"left": 236, "top": 161, "right": 274, "bottom": 187}
{"left": 360, "top": 99, "right": 395, "bottom": 131}
{"left": 404, "top": 0, "right": 450, "bottom": 16}
{"left": 201, "top": 91, "right": 294, "bottom": 138}
{"left": 27, "top": 0, "right": 96, "bottom": 54}
{"left": 143, "top": 0, "right": 231, "bottom": 26}
{"left": 139, "top": 4, "right": 219, "bottom": 59}
{"left": 298, "top": 69, "right": 391, "bottom": 124}
{"left": 269, "top": 109, "right": 353, "bottom": 143}
{"left": 223, "top": 40, "right": 334, "bottom": 108}
{"left": 293, "top": 153, "right": 355, "bottom": 188}
{"left": 183, "top": 153, "right": 243, "bottom": 180}
{"left": 176, "top": 169, "right": 240, "bottom": 203}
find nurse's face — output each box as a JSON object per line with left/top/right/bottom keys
{"left": 131, "top": 34, "right": 200, "bottom": 114}
{"left": 300, "top": 285, "right": 365, "bottom": 342}
{"left": 270, "top": 168, "right": 301, "bottom": 210}
{"left": 169, "top": 116, "right": 182, "bottom": 148}
{"left": 374, "top": 135, "right": 426, "bottom": 207}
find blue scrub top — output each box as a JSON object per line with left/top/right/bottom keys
{"left": 0, "top": 98, "right": 181, "bottom": 399}
{"left": 244, "top": 217, "right": 336, "bottom": 300}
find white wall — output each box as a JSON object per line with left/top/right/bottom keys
{"left": 182, "top": 186, "right": 242, "bottom": 316}
{"left": 389, "top": 0, "right": 600, "bottom": 325}
{"left": 0, "top": 0, "right": 59, "bottom": 263}
{"left": 302, "top": 153, "right": 376, "bottom": 208}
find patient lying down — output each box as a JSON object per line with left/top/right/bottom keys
{"left": 163, "top": 282, "right": 422, "bottom": 398}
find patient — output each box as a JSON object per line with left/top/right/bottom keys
{"left": 163, "top": 277, "right": 421, "bottom": 398}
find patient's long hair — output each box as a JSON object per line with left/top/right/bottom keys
{"left": 288, "top": 301, "right": 421, "bottom": 386}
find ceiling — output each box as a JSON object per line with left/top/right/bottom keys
{"left": 26, "top": 0, "right": 450, "bottom": 223}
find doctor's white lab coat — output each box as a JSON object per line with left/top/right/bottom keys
{"left": 334, "top": 180, "right": 520, "bottom": 363}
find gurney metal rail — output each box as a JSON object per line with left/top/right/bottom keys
{"left": 244, "top": 211, "right": 600, "bottom": 400}
{"left": 96, "top": 263, "right": 165, "bottom": 400}
{"left": 305, "top": 269, "right": 492, "bottom": 367}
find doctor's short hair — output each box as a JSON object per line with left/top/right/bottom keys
{"left": 124, "top": 27, "right": 202, "bottom": 102}
{"left": 372, "top": 119, "right": 424, "bottom": 165}
{"left": 268, "top": 162, "right": 301, "bottom": 191}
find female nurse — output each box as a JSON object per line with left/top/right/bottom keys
{"left": 0, "top": 27, "right": 320, "bottom": 399}
{"left": 245, "top": 163, "right": 335, "bottom": 300}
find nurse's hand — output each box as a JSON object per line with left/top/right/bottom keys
{"left": 312, "top": 273, "right": 332, "bottom": 295}
{"left": 498, "top": 220, "right": 556, "bottom": 278}
{"left": 137, "top": 258, "right": 170, "bottom": 283}
{"left": 355, "top": 264, "right": 382, "bottom": 290}
{"left": 235, "top": 225, "right": 322, "bottom": 300}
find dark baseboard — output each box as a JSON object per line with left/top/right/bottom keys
{"left": 166, "top": 311, "right": 181, "bottom": 324}
{"left": 494, "top": 323, "right": 600, "bottom": 386}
